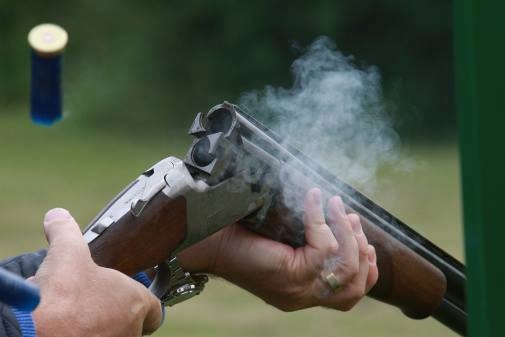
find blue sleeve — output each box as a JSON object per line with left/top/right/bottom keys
{"left": 10, "top": 310, "right": 35, "bottom": 337}
{"left": 0, "top": 251, "right": 46, "bottom": 337}
{"left": 0, "top": 251, "right": 46, "bottom": 279}
{"left": 132, "top": 272, "right": 153, "bottom": 288}
{"left": 0, "top": 303, "right": 22, "bottom": 337}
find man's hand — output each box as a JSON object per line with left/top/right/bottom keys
{"left": 32, "top": 208, "right": 163, "bottom": 337}
{"left": 178, "top": 188, "right": 378, "bottom": 311}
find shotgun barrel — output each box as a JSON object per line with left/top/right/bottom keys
{"left": 231, "top": 104, "right": 466, "bottom": 335}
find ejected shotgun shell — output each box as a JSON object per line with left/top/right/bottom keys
{"left": 28, "top": 23, "right": 68, "bottom": 125}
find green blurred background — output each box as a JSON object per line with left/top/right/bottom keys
{"left": 0, "top": 1, "right": 461, "bottom": 336}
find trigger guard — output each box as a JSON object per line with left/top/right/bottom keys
{"left": 148, "top": 257, "right": 208, "bottom": 307}
{"left": 149, "top": 262, "right": 171, "bottom": 299}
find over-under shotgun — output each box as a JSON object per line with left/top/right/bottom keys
{"left": 83, "top": 102, "right": 466, "bottom": 335}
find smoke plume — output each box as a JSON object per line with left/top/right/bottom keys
{"left": 239, "top": 36, "right": 400, "bottom": 195}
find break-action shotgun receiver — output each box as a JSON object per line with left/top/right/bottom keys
{"left": 83, "top": 102, "right": 466, "bottom": 335}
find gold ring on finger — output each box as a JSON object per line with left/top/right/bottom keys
{"left": 322, "top": 271, "right": 341, "bottom": 292}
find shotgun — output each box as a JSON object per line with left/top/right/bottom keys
{"left": 83, "top": 102, "right": 466, "bottom": 335}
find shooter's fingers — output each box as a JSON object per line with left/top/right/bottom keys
{"left": 326, "top": 239, "right": 370, "bottom": 311}
{"left": 347, "top": 213, "right": 369, "bottom": 256}
{"left": 348, "top": 214, "right": 377, "bottom": 294}
{"left": 352, "top": 238, "right": 370, "bottom": 297}
{"left": 141, "top": 291, "right": 164, "bottom": 335}
{"left": 365, "top": 245, "right": 379, "bottom": 293}
{"left": 326, "top": 197, "right": 359, "bottom": 285}
{"left": 303, "top": 188, "right": 339, "bottom": 255}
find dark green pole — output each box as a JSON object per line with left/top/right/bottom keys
{"left": 454, "top": 0, "right": 505, "bottom": 336}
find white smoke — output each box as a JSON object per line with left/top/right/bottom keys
{"left": 239, "top": 36, "right": 400, "bottom": 195}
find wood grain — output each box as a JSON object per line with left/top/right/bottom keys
{"left": 89, "top": 193, "right": 187, "bottom": 276}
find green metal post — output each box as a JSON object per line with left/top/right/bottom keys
{"left": 454, "top": 0, "right": 505, "bottom": 336}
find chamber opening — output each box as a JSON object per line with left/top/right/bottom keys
{"left": 191, "top": 137, "right": 215, "bottom": 167}
{"left": 206, "top": 108, "right": 233, "bottom": 134}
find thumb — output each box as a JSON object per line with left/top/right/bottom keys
{"left": 43, "top": 208, "right": 91, "bottom": 263}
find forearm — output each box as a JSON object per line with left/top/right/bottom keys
{"left": 176, "top": 230, "right": 223, "bottom": 274}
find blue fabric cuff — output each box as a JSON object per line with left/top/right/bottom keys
{"left": 11, "top": 308, "right": 37, "bottom": 337}
{"left": 132, "top": 272, "right": 152, "bottom": 288}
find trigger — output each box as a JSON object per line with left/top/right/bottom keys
{"left": 149, "top": 257, "right": 208, "bottom": 307}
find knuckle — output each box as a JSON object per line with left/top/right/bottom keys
{"left": 348, "top": 213, "right": 360, "bottom": 224}
{"left": 327, "top": 242, "right": 340, "bottom": 255}
{"left": 357, "top": 231, "right": 368, "bottom": 244}
{"left": 304, "top": 214, "right": 327, "bottom": 228}
{"left": 367, "top": 267, "right": 379, "bottom": 289}
{"left": 350, "top": 263, "right": 359, "bottom": 277}
{"left": 353, "top": 286, "right": 366, "bottom": 299}
{"left": 344, "top": 283, "right": 366, "bottom": 301}
{"left": 339, "top": 266, "right": 359, "bottom": 285}
{"left": 349, "top": 264, "right": 360, "bottom": 279}
{"left": 311, "top": 226, "right": 326, "bottom": 236}
{"left": 357, "top": 239, "right": 369, "bottom": 255}
{"left": 308, "top": 226, "right": 333, "bottom": 244}
{"left": 312, "top": 218, "right": 327, "bottom": 227}
{"left": 339, "top": 274, "right": 353, "bottom": 285}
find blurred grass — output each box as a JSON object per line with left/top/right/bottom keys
{"left": 0, "top": 110, "right": 462, "bottom": 337}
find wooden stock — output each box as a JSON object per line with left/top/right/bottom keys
{"left": 88, "top": 193, "right": 187, "bottom": 276}
{"left": 361, "top": 217, "right": 447, "bottom": 319}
